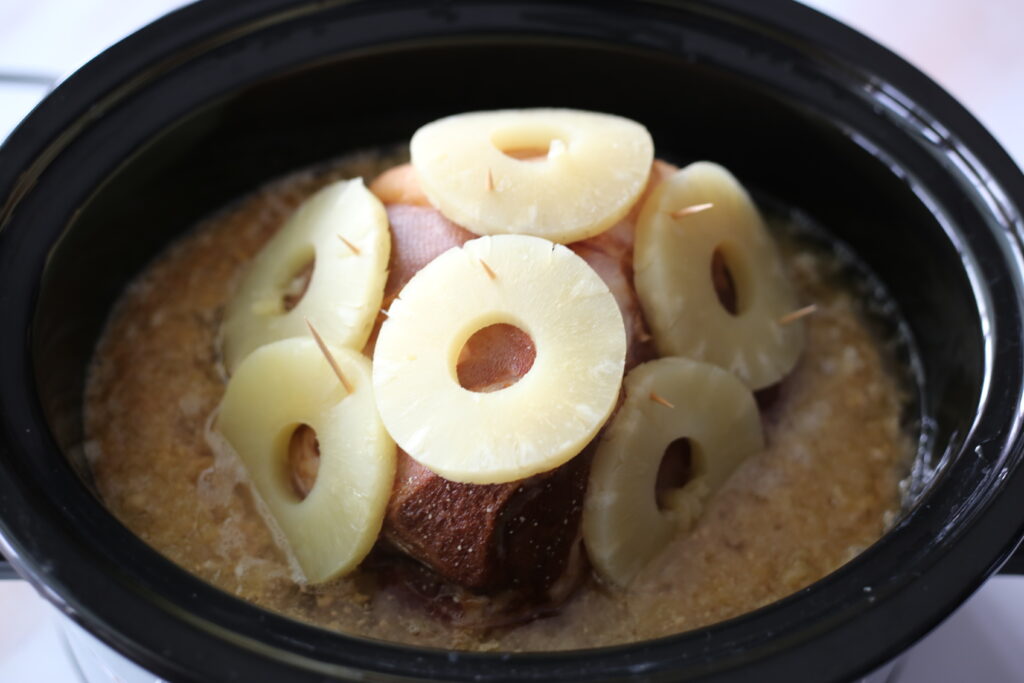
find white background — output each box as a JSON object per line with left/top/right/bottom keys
{"left": 1, "top": 0, "right": 1023, "bottom": 681}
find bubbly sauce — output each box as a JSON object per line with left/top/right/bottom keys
{"left": 85, "top": 151, "right": 913, "bottom": 651}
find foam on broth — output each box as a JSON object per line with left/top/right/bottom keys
{"left": 84, "top": 148, "right": 915, "bottom": 651}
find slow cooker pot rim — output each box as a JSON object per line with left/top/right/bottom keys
{"left": 2, "top": 1, "right": 1024, "bottom": 682}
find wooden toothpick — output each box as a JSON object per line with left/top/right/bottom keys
{"left": 649, "top": 391, "right": 675, "bottom": 409}
{"left": 778, "top": 304, "right": 818, "bottom": 326}
{"left": 484, "top": 167, "right": 495, "bottom": 192}
{"left": 338, "top": 234, "right": 361, "bottom": 255}
{"left": 478, "top": 258, "right": 497, "bottom": 280}
{"left": 305, "top": 318, "right": 354, "bottom": 394}
{"left": 669, "top": 202, "right": 714, "bottom": 220}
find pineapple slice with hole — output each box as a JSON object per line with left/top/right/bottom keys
{"left": 373, "top": 234, "right": 626, "bottom": 484}
{"left": 216, "top": 337, "right": 396, "bottom": 584}
{"left": 583, "top": 357, "right": 764, "bottom": 587}
{"left": 634, "top": 162, "right": 804, "bottom": 389}
{"left": 221, "top": 178, "right": 389, "bottom": 374}
{"left": 410, "top": 109, "right": 654, "bottom": 243}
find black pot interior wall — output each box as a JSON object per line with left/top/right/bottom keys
{"left": 32, "top": 38, "right": 980, "bottom": 504}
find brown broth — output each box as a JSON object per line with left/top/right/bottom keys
{"left": 84, "top": 150, "right": 913, "bottom": 651}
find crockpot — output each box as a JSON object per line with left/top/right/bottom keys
{"left": 2, "top": 1, "right": 1024, "bottom": 681}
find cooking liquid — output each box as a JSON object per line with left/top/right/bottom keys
{"left": 84, "top": 150, "right": 914, "bottom": 651}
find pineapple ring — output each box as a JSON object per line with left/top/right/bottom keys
{"left": 373, "top": 234, "right": 626, "bottom": 485}
{"left": 634, "top": 162, "right": 804, "bottom": 389}
{"left": 216, "top": 338, "right": 396, "bottom": 584}
{"left": 410, "top": 109, "right": 654, "bottom": 243}
{"left": 583, "top": 357, "right": 764, "bottom": 587}
{"left": 221, "top": 178, "right": 390, "bottom": 374}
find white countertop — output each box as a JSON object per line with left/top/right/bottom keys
{"left": 1, "top": 1, "right": 1022, "bottom": 681}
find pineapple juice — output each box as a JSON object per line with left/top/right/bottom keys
{"left": 84, "top": 149, "right": 913, "bottom": 651}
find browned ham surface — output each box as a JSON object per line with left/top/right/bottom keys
{"left": 455, "top": 323, "right": 536, "bottom": 393}
{"left": 382, "top": 204, "right": 475, "bottom": 304}
{"left": 382, "top": 449, "right": 590, "bottom": 595}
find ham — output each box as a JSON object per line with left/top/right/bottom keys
{"left": 374, "top": 203, "right": 584, "bottom": 599}
{"left": 382, "top": 204, "right": 474, "bottom": 304}
{"left": 362, "top": 205, "right": 474, "bottom": 357}
{"left": 367, "top": 162, "right": 672, "bottom": 604}
{"left": 383, "top": 449, "right": 590, "bottom": 594}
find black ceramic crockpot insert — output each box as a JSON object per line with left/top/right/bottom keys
{"left": 2, "top": 1, "right": 1024, "bottom": 682}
